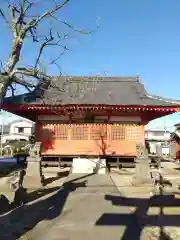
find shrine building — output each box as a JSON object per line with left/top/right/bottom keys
{"left": 2, "top": 75, "right": 180, "bottom": 173}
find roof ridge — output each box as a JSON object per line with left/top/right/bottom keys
{"left": 146, "top": 94, "right": 180, "bottom": 105}
{"left": 53, "top": 76, "right": 138, "bottom": 82}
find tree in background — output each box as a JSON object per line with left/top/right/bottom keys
{"left": 0, "top": 0, "right": 98, "bottom": 103}
{"left": 29, "top": 131, "right": 35, "bottom": 144}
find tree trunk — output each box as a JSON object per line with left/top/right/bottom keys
{"left": 0, "top": 75, "right": 10, "bottom": 104}
{"left": 5, "top": 38, "right": 23, "bottom": 73}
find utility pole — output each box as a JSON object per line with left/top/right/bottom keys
{"left": 164, "top": 120, "right": 167, "bottom": 146}
{"left": 0, "top": 110, "right": 4, "bottom": 156}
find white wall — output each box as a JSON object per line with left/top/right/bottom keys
{"left": 145, "top": 130, "right": 170, "bottom": 141}
{"left": 1, "top": 120, "right": 34, "bottom": 144}
{"left": 148, "top": 142, "right": 170, "bottom": 156}
{"left": 145, "top": 129, "right": 171, "bottom": 156}
{"left": 10, "top": 120, "right": 33, "bottom": 135}
{"left": 1, "top": 134, "right": 29, "bottom": 144}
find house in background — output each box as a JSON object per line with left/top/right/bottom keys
{"left": 145, "top": 128, "right": 171, "bottom": 142}
{"left": 0, "top": 119, "right": 34, "bottom": 144}
{"left": 145, "top": 128, "right": 171, "bottom": 155}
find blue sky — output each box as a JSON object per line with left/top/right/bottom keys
{"left": 0, "top": 0, "right": 180, "bottom": 128}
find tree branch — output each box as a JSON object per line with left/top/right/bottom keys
{"left": 23, "top": 0, "right": 36, "bottom": 15}
{"left": 0, "top": 8, "right": 9, "bottom": 24}
{"left": 13, "top": 75, "right": 36, "bottom": 88}
{"left": 13, "top": 67, "right": 48, "bottom": 79}
{"left": 34, "top": 0, "right": 70, "bottom": 26}
{"left": 8, "top": 5, "right": 18, "bottom": 36}
{"left": 23, "top": 84, "right": 32, "bottom": 92}
{"left": 0, "top": 0, "right": 95, "bottom": 102}
{"left": 9, "top": 84, "right": 16, "bottom": 96}
{"left": 34, "top": 29, "right": 54, "bottom": 68}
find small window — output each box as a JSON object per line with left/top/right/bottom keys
{"left": 18, "top": 127, "right": 24, "bottom": 133}
{"left": 20, "top": 139, "right": 27, "bottom": 142}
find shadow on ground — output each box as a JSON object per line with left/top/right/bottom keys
{"left": 1, "top": 172, "right": 180, "bottom": 239}
{"left": 174, "top": 167, "right": 180, "bottom": 172}
{"left": 0, "top": 173, "right": 92, "bottom": 239}
{"left": 96, "top": 193, "right": 180, "bottom": 239}
{"left": 0, "top": 162, "right": 26, "bottom": 177}
{"left": 43, "top": 170, "right": 69, "bottom": 186}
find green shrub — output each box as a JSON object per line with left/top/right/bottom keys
{"left": 29, "top": 132, "right": 35, "bottom": 144}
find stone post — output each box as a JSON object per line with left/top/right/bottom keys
{"left": 169, "top": 142, "right": 176, "bottom": 160}
{"left": 156, "top": 143, "right": 162, "bottom": 169}
{"left": 156, "top": 143, "right": 162, "bottom": 156}
{"left": 23, "top": 142, "right": 44, "bottom": 189}
{"left": 132, "top": 143, "right": 153, "bottom": 186}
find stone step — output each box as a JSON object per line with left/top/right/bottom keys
{"left": 72, "top": 158, "right": 107, "bottom": 174}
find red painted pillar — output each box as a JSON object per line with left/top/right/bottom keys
{"left": 35, "top": 117, "right": 40, "bottom": 142}
{"left": 140, "top": 119, "right": 149, "bottom": 145}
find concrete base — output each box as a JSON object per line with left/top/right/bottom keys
{"left": 72, "top": 158, "right": 107, "bottom": 174}
{"left": 152, "top": 185, "right": 174, "bottom": 196}
{"left": 132, "top": 157, "right": 153, "bottom": 186}
{"left": 23, "top": 157, "right": 44, "bottom": 189}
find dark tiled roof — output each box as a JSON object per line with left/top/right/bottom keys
{"left": 3, "top": 76, "right": 180, "bottom": 106}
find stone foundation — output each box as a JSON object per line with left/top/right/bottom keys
{"left": 132, "top": 157, "right": 153, "bottom": 186}
{"left": 23, "top": 157, "right": 44, "bottom": 189}
{"left": 72, "top": 158, "right": 107, "bottom": 174}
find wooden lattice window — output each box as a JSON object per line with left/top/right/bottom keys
{"left": 111, "top": 125, "right": 125, "bottom": 140}
{"left": 55, "top": 124, "right": 68, "bottom": 140}
{"left": 71, "top": 124, "right": 88, "bottom": 140}
{"left": 90, "top": 124, "right": 107, "bottom": 140}
{"left": 126, "top": 125, "right": 142, "bottom": 141}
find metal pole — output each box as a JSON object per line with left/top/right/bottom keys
{"left": 0, "top": 110, "right": 3, "bottom": 156}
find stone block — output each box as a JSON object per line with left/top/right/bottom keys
{"left": 23, "top": 157, "right": 44, "bottom": 189}
{"left": 72, "top": 158, "right": 107, "bottom": 174}
{"left": 132, "top": 157, "right": 153, "bottom": 186}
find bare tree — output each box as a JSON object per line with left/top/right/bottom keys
{"left": 0, "top": 0, "right": 98, "bottom": 103}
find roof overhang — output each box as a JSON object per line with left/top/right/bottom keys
{"left": 1, "top": 103, "right": 180, "bottom": 122}
{"left": 1, "top": 103, "right": 180, "bottom": 112}
{"left": 0, "top": 104, "right": 180, "bottom": 110}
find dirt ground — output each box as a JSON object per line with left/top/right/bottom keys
{"left": 1, "top": 161, "right": 180, "bottom": 239}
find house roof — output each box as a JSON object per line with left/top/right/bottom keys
{"left": 3, "top": 76, "right": 180, "bottom": 106}
{"left": 145, "top": 128, "right": 170, "bottom": 133}
{"left": 9, "top": 119, "right": 34, "bottom": 125}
